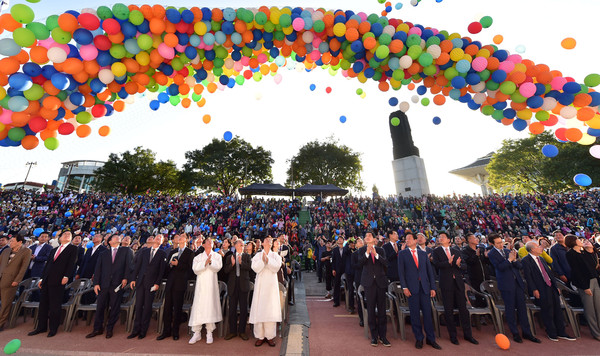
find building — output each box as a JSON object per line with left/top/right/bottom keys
{"left": 1, "top": 181, "right": 55, "bottom": 191}
{"left": 56, "top": 160, "right": 105, "bottom": 193}
{"left": 449, "top": 152, "right": 494, "bottom": 196}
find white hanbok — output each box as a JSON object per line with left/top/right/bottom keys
{"left": 249, "top": 250, "right": 282, "bottom": 339}
{"left": 188, "top": 250, "right": 223, "bottom": 332}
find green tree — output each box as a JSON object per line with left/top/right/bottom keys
{"left": 286, "top": 137, "right": 364, "bottom": 192}
{"left": 487, "top": 131, "right": 599, "bottom": 194}
{"left": 94, "top": 146, "right": 158, "bottom": 194}
{"left": 183, "top": 136, "right": 274, "bottom": 196}
{"left": 153, "top": 160, "right": 185, "bottom": 194}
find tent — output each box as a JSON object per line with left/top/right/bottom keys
{"left": 294, "top": 184, "right": 348, "bottom": 197}
{"left": 238, "top": 183, "right": 293, "bottom": 196}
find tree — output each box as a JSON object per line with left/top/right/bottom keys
{"left": 487, "top": 131, "right": 599, "bottom": 194}
{"left": 286, "top": 137, "right": 365, "bottom": 192}
{"left": 183, "top": 137, "right": 274, "bottom": 196}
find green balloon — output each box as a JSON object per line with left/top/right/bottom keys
{"left": 423, "top": 64, "right": 437, "bottom": 76}
{"left": 375, "top": 45, "right": 390, "bottom": 59}
{"left": 535, "top": 111, "right": 550, "bottom": 121}
{"left": 137, "top": 34, "right": 153, "bottom": 50}
{"left": 11, "top": 4, "right": 35, "bottom": 24}
{"left": 391, "top": 117, "right": 400, "bottom": 126}
{"left": 109, "top": 44, "right": 126, "bottom": 59}
{"left": 499, "top": 81, "right": 516, "bottom": 95}
{"left": 8, "top": 127, "right": 26, "bottom": 142}
{"left": 13, "top": 28, "right": 36, "bottom": 47}
{"left": 255, "top": 12, "right": 267, "bottom": 25}
{"left": 407, "top": 45, "right": 422, "bottom": 60}
{"left": 169, "top": 96, "right": 180, "bottom": 106}
{"left": 3, "top": 339, "right": 21, "bottom": 355}
{"left": 480, "top": 16, "right": 493, "bottom": 28}
{"left": 192, "top": 93, "right": 202, "bottom": 101}
{"left": 367, "top": 13, "right": 379, "bottom": 24}
{"left": 406, "top": 34, "right": 422, "bottom": 47}
{"left": 421, "top": 98, "right": 430, "bottom": 106}
{"left": 356, "top": 88, "right": 363, "bottom": 95}
{"left": 492, "top": 109, "right": 504, "bottom": 120}
{"left": 235, "top": 75, "right": 245, "bottom": 85}
{"left": 51, "top": 27, "right": 71, "bottom": 44}
{"left": 76, "top": 111, "right": 92, "bottom": 124}
{"left": 418, "top": 52, "right": 433, "bottom": 67}
{"left": 24, "top": 84, "right": 44, "bottom": 101}
{"left": 313, "top": 20, "right": 325, "bottom": 33}
{"left": 444, "top": 67, "right": 459, "bottom": 80}
{"left": 112, "top": 3, "right": 130, "bottom": 20}
{"left": 129, "top": 10, "right": 144, "bottom": 26}
{"left": 44, "top": 137, "right": 59, "bottom": 151}
{"left": 45, "top": 15, "right": 59, "bottom": 30}
{"left": 481, "top": 105, "right": 495, "bottom": 116}
{"left": 279, "top": 14, "right": 292, "bottom": 27}
{"left": 215, "top": 46, "right": 228, "bottom": 59}
{"left": 210, "top": 20, "right": 221, "bottom": 32}
{"left": 378, "top": 33, "right": 392, "bottom": 46}
{"left": 26, "top": 22, "right": 50, "bottom": 40}
{"left": 97, "top": 6, "right": 113, "bottom": 20}
{"left": 171, "top": 58, "right": 184, "bottom": 71}
{"left": 584, "top": 73, "right": 600, "bottom": 87}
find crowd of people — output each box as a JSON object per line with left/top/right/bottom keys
{"left": 0, "top": 188, "right": 599, "bottom": 349}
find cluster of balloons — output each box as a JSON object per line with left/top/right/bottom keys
{"left": 0, "top": 3, "right": 598, "bottom": 157}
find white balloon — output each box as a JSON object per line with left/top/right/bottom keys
{"left": 560, "top": 106, "right": 577, "bottom": 119}
{"left": 411, "top": 95, "right": 419, "bottom": 103}
{"left": 590, "top": 145, "right": 600, "bottom": 158}
{"left": 471, "top": 82, "right": 486, "bottom": 92}
{"left": 426, "top": 44, "right": 441, "bottom": 59}
{"left": 98, "top": 69, "right": 114, "bottom": 84}
{"left": 578, "top": 134, "right": 596, "bottom": 145}
{"left": 541, "top": 97, "right": 557, "bottom": 111}
{"left": 399, "top": 55, "right": 413, "bottom": 69}
{"left": 302, "top": 31, "right": 314, "bottom": 44}
{"left": 47, "top": 47, "right": 67, "bottom": 63}
{"left": 473, "top": 93, "right": 487, "bottom": 104}
{"left": 411, "top": 0, "right": 419, "bottom": 6}
{"left": 382, "top": 25, "right": 396, "bottom": 37}
{"left": 399, "top": 101, "right": 410, "bottom": 112}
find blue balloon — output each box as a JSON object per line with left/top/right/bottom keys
{"left": 9, "top": 73, "right": 33, "bottom": 91}
{"left": 389, "top": 97, "right": 399, "bottom": 106}
{"left": 165, "top": 8, "right": 182, "bottom": 24}
{"left": 149, "top": 100, "right": 160, "bottom": 111}
{"left": 574, "top": 173, "right": 592, "bottom": 187}
{"left": 309, "top": 83, "right": 316, "bottom": 91}
{"left": 33, "top": 228, "right": 44, "bottom": 237}
{"left": 51, "top": 73, "right": 70, "bottom": 90}
{"left": 86, "top": 241, "right": 94, "bottom": 248}
{"left": 73, "top": 28, "right": 93, "bottom": 45}
{"left": 541, "top": 144, "right": 559, "bottom": 158}
{"left": 223, "top": 131, "right": 233, "bottom": 141}
{"left": 512, "top": 119, "right": 528, "bottom": 132}
{"left": 432, "top": 116, "right": 441, "bottom": 125}
{"left": 339, "top": 115, "right": 347, "bottom": 123}
{"left": 65, "top": 211, "right": 72, "bottom": 217}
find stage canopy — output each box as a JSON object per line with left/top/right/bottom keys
{"left": 238, "top": 183, "right": 293, "bottom": 196}
{"left": 294, "top": 184, "right": 349, "bottom": 197}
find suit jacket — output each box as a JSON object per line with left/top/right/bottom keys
{"left": 432, "top": 246, "right": 465, "bottom": 292}
{"left": 93, "top": 246, "right": 133, "bottom": 290}
{"left": 0, "top": 247, "right": 30, "bottom": 288}
{"left": 382, "top": 241, "right": 400, "bottom": 281}
{"left": 398, "top": 248, "right": 436, "bottom": 294}
{"left": 41, "top": 244, "right": 78, "bottom": 288}
{"left": 73, "top": 245, "right": 85, "bottom": 277}
{"left": 332, "top": 246, "right": 346, "bottom": 275}
{"left": 357, "top": 246, "right": 389, "bottom": 289}
{"left": 343, "top": 245, "right": 355, "bottom": 277}
{"left": 164, "top": 247, "right": 194, "bottom": 291}
{"left": 29, "top": 243, "right": 52, "bottom": 277}
{"left": 223, "top": 252, "right": 252, "bottom": 294}
{"left": 488, "top": 248, "right": 525, "bottom": 292}
{"left": 351, "top": 249, "right": 363, "bottom": 285}
{"left": 130, "top": 247, "right": 167, "bottom": 287}
{"left": 78, "top": 244, "right": 107, "bottom": 278}
{"left": 522, "top": 254, "right": 556, "bottom": 297}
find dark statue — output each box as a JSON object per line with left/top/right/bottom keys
{"left": 389, "top": 110, "right": 420, "bottom": 159}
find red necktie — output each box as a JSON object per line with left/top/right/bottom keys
{"left": 445, "top": 247, "right": 451, "bottom": 260}
{"left": 54, "top": 245, "right": 64, "bottom": 261}
{"left": 371, "top": 250, "right": 375, "bottom": 263}
{"left": 412, "top": 249, "right": 419, "bottom": 268}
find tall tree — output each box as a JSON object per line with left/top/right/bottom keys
{"left": 487, "top": 131, "right": 599, "bottom": 193}
{"left": 183, "top": 137, "right": 274, "bottom": 196}
{"left": 94, "top": 146, "right": 158, "bottom": 194}
{"left": 286, "top": 137, "right": 364, "bottom": 192}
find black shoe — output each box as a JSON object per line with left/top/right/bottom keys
{"left": 379, "top": 337, "right": 391, "bottom": 347}
{"left": 349, "top": 308, "right": 355, "bottom": 314}
{"left": 157, "top": 333, "right": 171, "bottom": 340}
{"left": 513, "top": 334, "right": 523, "bottom": 343}
{"left": 426, "top": 339, "right": 442, "bottom": 350}
{"left": 450, "top": 337, "right": 459, "bottom": 345}
{"left": 86, "top": 329, "right": 103, "bottom": 338}
{"left": 138, "top": 333, "right": 146, "bottom": 340}
{"left": 333, "top": 303, "right": 340, "bottom": 307}
{"left": 0, "top": 325, "right": 4, "bottom": 332}
{"left": 359, "top": 320, "right": 364, "bottom": 327}
{"left": 47, "top": 330, "right": 57, "bottom": 337}
{"left": 465, "top": 336, "right": 479, "bottom": 345}
{"left": 288, "top": 301, "right": 295, "bottom": 306}
{"left": 28, "top": 329, "right": 46, "bottom": 336}
{"left": 239, "top": 333, "right": 249, "bottom": 340}
{"left": 370, "top": 338, "right": 378, "bottom": 347}
{"left": 106, "top": 330, "right": 113, "bottom": 339}
{"left": 558, "top": 334, "right": 576, "bottom": 341}
{"left": 173, "top": 335, "right": 179, "bottom": 341}
{"left": 415, "top": 339, "right": 423, "bottom": 349}
{"left": 127, "top": 332, "right": 139, "bottom": 339}
{"left": 224, "top": 333, "right": 236, "bottom": 340}
{"left": 524, "top": 334, "right": 541, "bottom": 343}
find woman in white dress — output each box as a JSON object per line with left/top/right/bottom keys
{"left": 188, "top": 238, "right": 223, "bottom": 345}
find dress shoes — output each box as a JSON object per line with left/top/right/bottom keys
{"left": 359, "top": 320, "right": 364, "bottom": 327}
{"left": 0, "top": 325, "right": 4, "bottom": 332}
{"left": 47, "top": 330, "right": 57, "bottom": 338}
{"left": 370, "top": 338, "right": 378, "bottom": 347}
{"left": 288, "top": 301, "right": 295, "bottom": 306}
{"left": 239, "top": 333, "right": 249, "bottom": 340}
{"left": 333, "top": 303, "right": 340, "bottom": 307}
{"left": 524, "top": 334, "right": 541, "bottom": 343}
{"left": 379, "top": 337, "right": 391, "bottom": 347}
{"left": 138, "top": 333, "right": 146, "bottom": 340}
{"left": 86, "top": 330, "right": 103, "bottom": 338}
{"left": 426, "top": 339, "right": 442, "bottom": 350}
{"left": 127, "top": 332, "right": 139, "bottom": 339}
{"left": 415, "top": 339, "right": 423, "bottom": 349}
{"left": 105, "top": 330, "right": 113, "bottom": 339}
{"left": 255, "top": 338, "right": 265, "bottom": 347}
{"left": 157, "top": 333, "right": 171, "bottom": 341}
{"left": 28, "top": 329, "right": 46, "bottom": 336}
{"left": 173, "top": 335, "right": 179, "bottom": 341}
{"left": 450, "top": 337, "right": 460, "bottom": 345}
{"left": 224, "top": 333, "right": 236, "bottom": 340}
{"left": 465, "top": 336, "right": 479, "bottom": 345}
{"left": 558, "top": 334, "right": 576, "bottom": 341}
{"left": 266, "top": 338, "right": 276, "bottom": 347}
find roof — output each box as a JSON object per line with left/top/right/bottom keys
{"left": 2, "top": 182, "right": 55, "bottom": 188}
{"left": 294, "top": 184, "right": 349, "bottom": 197}
{"left": 238, "top": 183, "right": 293, "bottom": 196}
{"left": 449, "top": 152, "right": 494, "bottom": 178}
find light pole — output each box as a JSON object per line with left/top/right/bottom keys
{"left": 286, "top": 158, "right": 295, "bottom": 199}
{"left": 23, "top": 161, "right": 37, "bottom": 189}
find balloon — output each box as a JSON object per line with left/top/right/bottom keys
{"left": 542, "top": 144, "right": 559, "bottom": 158}
{"left": 0, "top": 38, "right": 21, "bottom": 56}
{"left": 11, "top": 4, "right": 35, "bottom": 24}
{"left": 309, "top": 84, "right": 316, "bottom": 91}
{"left": 573, "top": 173, "right": 592, "bottom": 187}
{"left": 202, "top": 115, "right": 211, "bottom": 124}
{"left": 339, "top": 115, "right": 347, "bottom": 123}
{"left": 44, "top": 137, "right": 59, "bottom": 150}
{"left": 432, "top": 116, "right": 441, "bottom": 125}
{"left": 98, "top": 126, "right": 111, "bottom": 136}
{"left": 561, "top": 37, "right": 576, "bottom": 49}
{"left": 223, "top": 131, "right": 233, "bottom": 141}
{"left": 9, "top": 73, "right": 33, "bottom": 91}
{"left": 480, "top": 16, "right": 493, "bottom": 28}
{"left": 467, "top": 22, "right": 482, "bottom": 34}
{"left": 3, "top": 339, "right": 21, "bottom": 355}
{"left": 389, "top": 97, "right": 399, "bottom": 106}
{"left": 33, "top": 228, "right": 44, "bottom": 237}
{"left": 390, "top": 117, "right": 400, "bottom": 126}
{"left": 495, "top": 334, "right": 510, "bottom": 350}
{"left": 585, "top": 74, "right": 600, "bottom": 87}
{"left": 86, "top": 241, "right": 94, "bottom": 248}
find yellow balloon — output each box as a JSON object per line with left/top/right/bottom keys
{"left": 333, "top": 23, "right": 346, "bottom": 37}
{"left": 587, "top": 115, "right": 600, "bottom": 129}
{"left": 577, "top": 133, "right": 596, "bottom": 145}
{"left": 194, "top": 22, "right": 207, "bottom": 35}
{"left": 0, "top": 87, "right": 6, "bottom": 100}
{"left": 111, "top": 62, "right": 126, "bottom": 77}
{"left": 135, "top": 51, "right": 150, "bottom": 66}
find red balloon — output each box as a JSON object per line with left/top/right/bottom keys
{"left": 468, "top": 22, "right": 483, "bottom": 34}
{"left": 58, "top": 122, "right": 75, "bottom": 135}
{"left": 326, "top": 87, "right": 332, "bottom": 93}
{"left": 93, "top": 35, "right": 112, "bottom": 51}
{"left": 78, "top": 13, "right": 100, "bottom": 31}
{"left": 91, "top": 104, "right": 107, "bottom": 118}
{"left": 28, "top": 116, "right": 47, "bottom": 132}
{"left": 102, "top": 18, "right": 121, "bottom": 35}
{"left": 32, "top": 75, "right": 46, "bottom": 85}
{"left": 555, "top": 127, "right": 568, "bottom": 141}
{"left": 541, "top": 114, "right": 558, "bottom": 127}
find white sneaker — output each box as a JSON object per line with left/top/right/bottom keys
{"left": 189, "top": 332, "right": 201, "bottom": 344}
{"left": 206, "top": 331, "right": 213, "bottom": 344}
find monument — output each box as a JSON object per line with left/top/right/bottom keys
{"left": 389, "top": 110, "right": 430, "bottom": 197}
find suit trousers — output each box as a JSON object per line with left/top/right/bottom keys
{"left": 38, "top": 285, "right": 65, "bottom": 333}
{"left": 500, "top": 285, "right": 532, "bottom": 337}
{"left": 0, "top": 286, "right": 17, "bottom": 327}
{"left": 133, "top": 283, "right": 156, "bottom": 335}
{"left": 579, "top": 278, "right": 600, "bottom": 339}
{"left": 365, "top": 283, "right": 387, "bottom": 340}
{"left": 162, "top": 285, "right": 185, "bottom": 336}
{"left": 441, "top": 284, "right": 472, "bottom": 339}
{"left": 94, "top": 288, "right": 124, "bottom": 331}
{"left": 346, "top": 274, "right": 355, "bottom": 310}
{"left": 354, "top": 282, "right": 363, "bottom": 322}
{"left": 333, "top": 272, "right": 342, "bottom": 305}
{"left": 408, "top": 287, "right": 435, "bottom": 341}
{"left": 535, "top": 284, "right": 566, "bottom": 338}
{"left": 228, "top": 279, "right": 248, "bottom": 334}
{"left": 316, "top": 260, "right": 323, "bottom": 282}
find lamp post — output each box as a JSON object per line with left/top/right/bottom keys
{"left": 286, "top": 158, "right": 295, "bottom": 199}
{"left": 23, "top": 161, "right": 37, "bottom": 189}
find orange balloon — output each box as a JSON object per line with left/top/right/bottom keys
{"left": 561, "top": 37, "right": 576, "bottom": 50}
{"left": 21, "top": 135, "right": 39, "bottom": 150}
{"left": 164, "top": 33, "right": 178, "bottom": 47}
{"left": 181, "top": 98, "right": 191, "bottom": 108}
{"left": 528, "top": 122, "right": 544, "bottom": 135}
{"left": 0, "top": 57, "right": 19, "bottom": 75}
{"left": 433, "top": 95, "right": 446, "bottom": 106}
{"left": 565, "top": 128, "right": 583, "bottom": 142}
{"left": 202, "top": 114, "right": 211, "bottom": 124}
{"left": 495, "top": 334, "right": 510, "bottom": 350}
{"left": 58, "top": 13, "right": 78, "bottom": 33}
{"left": 493, "top": 35, "right": 503, "bottom": 44}
{"left": 577, "top": 107, "right": 595, "bottom": 121}
{"left": 207, "top": 82, "right": 217, "bottom": 93}
{"left": 98, "top": 126, "right": 110, "bottom": 137}
{"left": 76, "top": 124, "right": 91, "bottom": 138}
{"left": 193, "top": 84, "right": 204, "bottom": 95}
{"left": 0, "top": 14, "right": 22, "bottom": 31}
{"left": 39, "top": 129, "right": 57, "bottom": 141}
{"left": 113, "top": 101, "right": 125, "bottom": 112}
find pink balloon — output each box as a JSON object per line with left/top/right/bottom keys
{"left": 292, "top": 18, "right": 304, "bottom": 31}
{"left": 79, "top": 44, "right": 98, "bottom": 61}
{"left": 274, "top": 73, "right": 282, "bottom": 84}
{"left": 471, "top": 57, "right": 487, "bottom": 72}
{"left": 507, "top": 54, "right": 522, "bottom": 63}
{"left": 240, "top": 56, "right": 250, "bottom": 66}
{"left": 257, "top": 53, "right": 268, "bottom": 63}
{"left": 0, "top": 109, "right": 13, "bottom": 124}
{"left": 519, "top": 82, "right": 536, "bottom": 98}
{"left": 551, "top": 76, "right": 566, "bottom": 91}
{"left": 310, "top": 50, "right": 320, "bottom": 61}
{"left": 408, "top": 27, "right": 422, "bottom": 36}
{"left": 498, "top": 61, "right": 515, "bottom": 73}
{"left": 157, "top": 43, "right": 174, "bottom": 59}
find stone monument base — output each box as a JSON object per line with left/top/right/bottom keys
{"left": 392, "top": 155, "right": 430, "bottom": 197}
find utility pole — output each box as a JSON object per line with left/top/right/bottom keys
{"left": 23, "top": 161, "right": 37, "bottom": 190}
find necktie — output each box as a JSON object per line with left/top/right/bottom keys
{"left": 150, "top": 248, "right": 156, "bottom": 262}
{"left": 412, "top": 249, "right": 419, "bottom": 268}
{"left": 236, "top": 253, "right": 240, "bottom": 277}
{"left": 445, "top": 247, "right": 452, "bottom": 260}
{"left": 54, "top": 245, "right": 64, "bottom": 261}
{"left": 537, "top": 256, "right": 551, "bottom": 286}
{"left": 393, "top": 243, "right": 398, "bottom": 254}
{"left": 371, "top": 251, "right": 375, "bottom": 264}
{"left": 112, "top": 248, "right": 117, "bottom": 263}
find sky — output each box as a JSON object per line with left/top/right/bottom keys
{"left": 0, "top": 0, "right": 598, "bottom": 196}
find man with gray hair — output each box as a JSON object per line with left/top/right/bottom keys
{"left": 522, "top": 241, "right": 575, "bottom": 342}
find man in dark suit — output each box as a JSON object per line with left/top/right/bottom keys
{"left": 128, "top": 234, "right": 167, "bottom": 339}
{"left": 522, "top": 241, "right": 575, "bottom": 341}
{"left": 398, "top": 231, "right": 440, "bottom": 350}
{"left": 86, "top": 234, "right": 133, "bottom": 339}
{"left": 0, "top": 235, "right": 30, "bottom": 331}
{"left": 382, "top": 230, "right": 400, "bottom": 282}
{"left": 343, "top": 238, "right": 356, "bottom": 313}
{"left": 487, "top": 233, "right": 540, "bottom": 344}
{"left": 224, "top": 239, "right": 252, "bottom": 340}
{"left": 77, "top": 233, "right": 107, "bottom": 279}
{"left": 28, "top": 231, "right": 78, "bottom": 337}
{"left": 432, "top": 232, "right": 478, "bottom": 345}
{"left": 358, "top": 232, "right": 390, "bottom": 347}
{"left": 461, "top": 233, "right": 490, "bottom": 307}
{"left": 331, "top": 237, "right": 346, "bottom": 308}
{"left": 27, "top": 231, "right": 52, "bottom": 279}
{"left": 352, "top": 238, "right": 365, "bottom": 327}
{"left": 157, "top": 234, "right": 194, "bottom": 341}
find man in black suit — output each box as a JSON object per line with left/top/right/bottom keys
{"left": 86, "top": 234, "right": 133, "bottom": 339}
{"left": 157, "top": 234, "right": 194, "bottom": 341}
{"left": 343, "top": 238, "right": 357, "bottom": 313}
{"left": 522, "top": 241, "right": 575, "bottom": 341}
{"left": 27, "top": 231, "right": 52, "bottom": 279}
{"left": 128, "top": 234, "right": 167, "bottom": 339}
{"left": 358, "top": 232, "right": 390, "bottom": 347}
{"left": 461, "top": 233, "right": 490, "bottom": 307}
{"left": 77, "top": 233, "right": 107, "bottom": 304}
{"left": 28, "top": 231, "right": 78, "bottom": 337}
{"left": 71, "top": 234, "right": 86, "bottom": 280}
{"left": 352, "top": 238, "right": 365, "bottom": 327}
{"left": 431, "top": 232, "right": 478, "bottom": 345}
{"left": 224, "top": 239, "right": 252, "bottom": 340}
{"left": 331, "top": 237, "right": 346, "bottom": 308}
{"left": 382, "top": 230, "right": 400, "bottom": 282}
